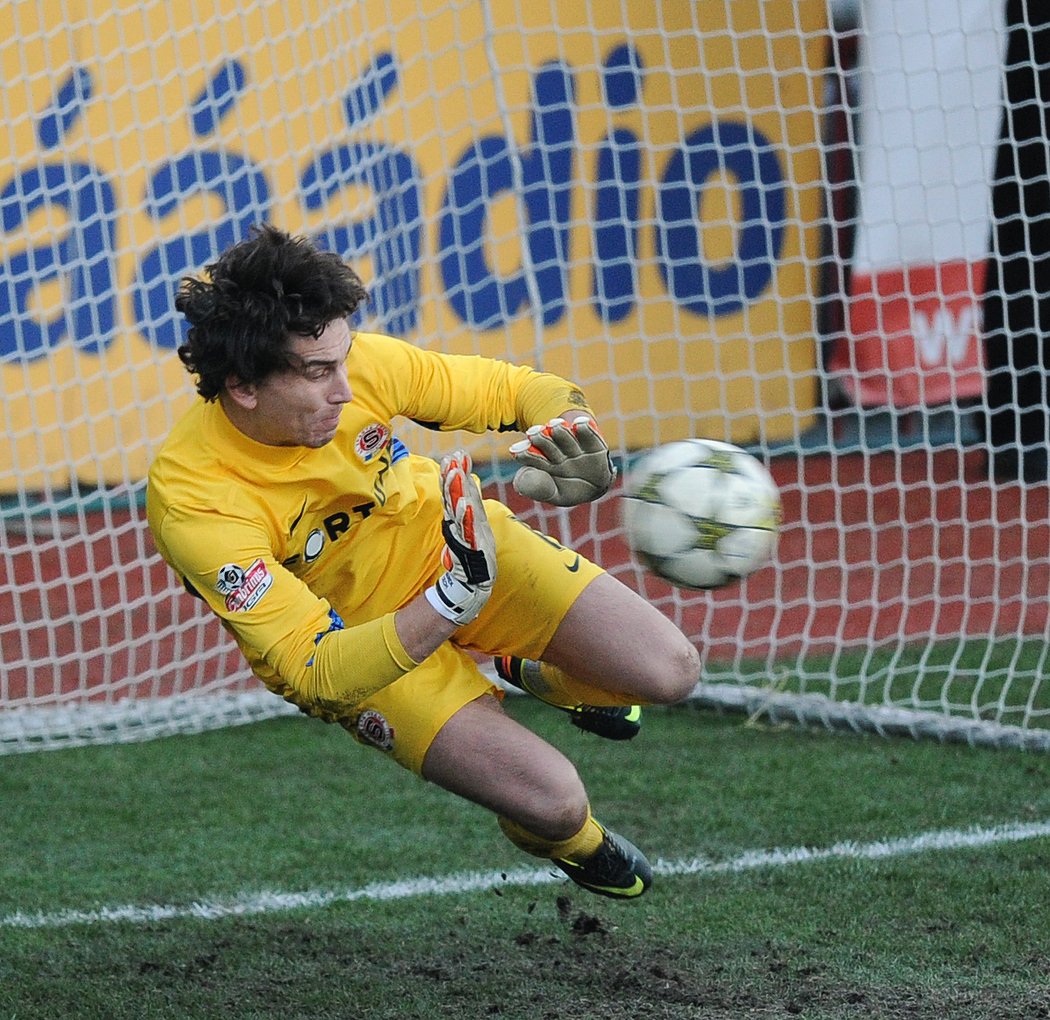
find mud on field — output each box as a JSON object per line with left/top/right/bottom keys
{"left": 102, "top": 893, "right": 1049, "bottom": 1020}
{"left": 385, "top": 895, "right": 1049, "bottom": 1020}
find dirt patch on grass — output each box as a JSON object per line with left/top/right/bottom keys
{"left": 472, "top": 898, "right": 1048, "bottom": 1020}
{"left": 137, "top": 898, "right": 1049, "bottom": 1020}
{"left": 20, "top": 897, "right": 1047, "bottom": 1020}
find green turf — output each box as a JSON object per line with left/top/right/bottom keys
{"left": 2, "top": 702, "right": 1049, "bottom": 1019}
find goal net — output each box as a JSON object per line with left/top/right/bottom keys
{"left": 2, "top": 0, "right": 1048, "bottom": 754}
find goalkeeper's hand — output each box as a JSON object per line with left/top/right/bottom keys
{"left": 509, "top": 416, "right": 616, "bottom": 507}
{"left": 425, "top": 451, "right": 497, "bottom": 626}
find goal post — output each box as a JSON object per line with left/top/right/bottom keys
{"left": 2, "top": 0, "right": 1047, "bottom": 754}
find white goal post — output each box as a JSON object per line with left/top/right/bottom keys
{"left": 2, "top": 0, "right": 1048, "bottom": 754}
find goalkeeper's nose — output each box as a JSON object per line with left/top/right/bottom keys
{"left": 328, "top": 370, "right": 353, "bottom": 404}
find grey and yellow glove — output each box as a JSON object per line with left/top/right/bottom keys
{"left": 509, "top": 416, "right": 616, "bottom": 507}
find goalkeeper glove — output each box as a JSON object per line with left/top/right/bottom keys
{"left": 509, "top": 417, "right": 616, "bottom": 507}
{"left": 425, "top": 451, "right": 497, "bottom": 626}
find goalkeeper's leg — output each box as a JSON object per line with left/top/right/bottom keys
{"left": 421, "top": 692, "right": 652, "bottom": 900}
{"left": 531, "top": 570, "right": 701, "bottom": 707}
{"left": 463, "top": 507, "right": 700, "bottom": 740}
{"left": 499, "top": 813, "right": 652, "bottom": 899}
{"left": 494, "top": 655, "right": 643, "bottom": 741}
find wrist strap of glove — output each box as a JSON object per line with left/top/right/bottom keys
{"left": 425, "top": 573, "right": 485, "bottom": 626}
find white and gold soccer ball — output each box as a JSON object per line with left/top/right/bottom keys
{"left": 621, "top": 439, "right": 781, "bottom": 590}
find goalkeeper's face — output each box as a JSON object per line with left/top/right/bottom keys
{"left": 226, "top": 319, "right": 354, "bottom": 449}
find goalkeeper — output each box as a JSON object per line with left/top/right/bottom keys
{"left": 146, "top": 225, "right": 700, "bottom": 900}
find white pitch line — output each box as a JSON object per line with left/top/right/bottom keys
{"left": 4, "top": 818, "right": 1049, "bottom": 931}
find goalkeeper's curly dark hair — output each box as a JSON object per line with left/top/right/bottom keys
{"left": 175, "top": 224, "right": 369, "bottom": 400}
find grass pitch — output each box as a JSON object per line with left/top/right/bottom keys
{"left": 2, "top": 700, "right": 1049, "bottom": 1019}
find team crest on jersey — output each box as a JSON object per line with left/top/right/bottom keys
{"left": 355, "top": 709, "right": 395, "bottom": 752}
{"left": 219, "top": 558, "right": 274, "bottom": 612}
{"left": 354, "top": 422, "right": 390, "bottom": 463}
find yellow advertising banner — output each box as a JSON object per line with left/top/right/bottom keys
{"left": 1, "top": 0, "right": 825, "bottom": 492}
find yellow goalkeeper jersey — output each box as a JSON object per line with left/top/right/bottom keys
{"left": 146, "top": 330, "right": 588, "bottom": 710}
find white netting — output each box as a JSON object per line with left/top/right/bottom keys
{"left": 2, "top": 0, "right": 1048, "bottom": 754}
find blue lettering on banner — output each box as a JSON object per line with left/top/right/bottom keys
{"left": 305, "top": 52, "right": 423, "bottom": 336}
{"left": 657, "top": 120, "right": 786, "bottom": 318}
{"left": 0, "top": 44, "right": 787, "bottom": 362}
{"left": 439, "top": 62, "right": 576, "bottom": 329}
{"left": 133, "top": 60, "right": 271, "bottom": 350}
{"left": 593, "top": 44, "right": 645, "bottom": 323}
{"left": 132, "top": 151, "right": 273, "bottom": 350}
{"left": 2, "top": 64, "right": 118, "bottom": 359}
{"left": 0, "top": 161, "right": 119, "bottom": 358}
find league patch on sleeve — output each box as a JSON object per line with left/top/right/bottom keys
{"left": 215, "top": 564, "right": 246, "bottom": 595}
{"left": 217, "top": 558, "right": 274, "bottom": 612}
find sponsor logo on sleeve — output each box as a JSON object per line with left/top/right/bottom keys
{"left": 219, "top": 558, "right": 274, "bottom": 612}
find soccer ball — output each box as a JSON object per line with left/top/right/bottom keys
{"left": 621, "top": 439, "right": 781, "bottom": 590}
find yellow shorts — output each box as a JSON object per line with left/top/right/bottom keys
{"left": 341, "top": 500, "right": 604, "bottom": 774}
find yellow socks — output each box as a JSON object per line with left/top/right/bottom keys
{"left": 499, "top": 810, "right": 605, "bottom": 863}
{"left": 515, "top": 659, "right": 637, "bottom": 709}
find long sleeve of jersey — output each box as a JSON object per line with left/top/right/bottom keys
{"left": 150, "top": 503, "right": 422, "bottom": 716}
{"left": 353, "top": 332, "right": 592, "bottom": 435}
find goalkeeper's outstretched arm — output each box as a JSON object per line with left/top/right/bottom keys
{"left": 302, "top": 450, "right": 496, "bottom": 709}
